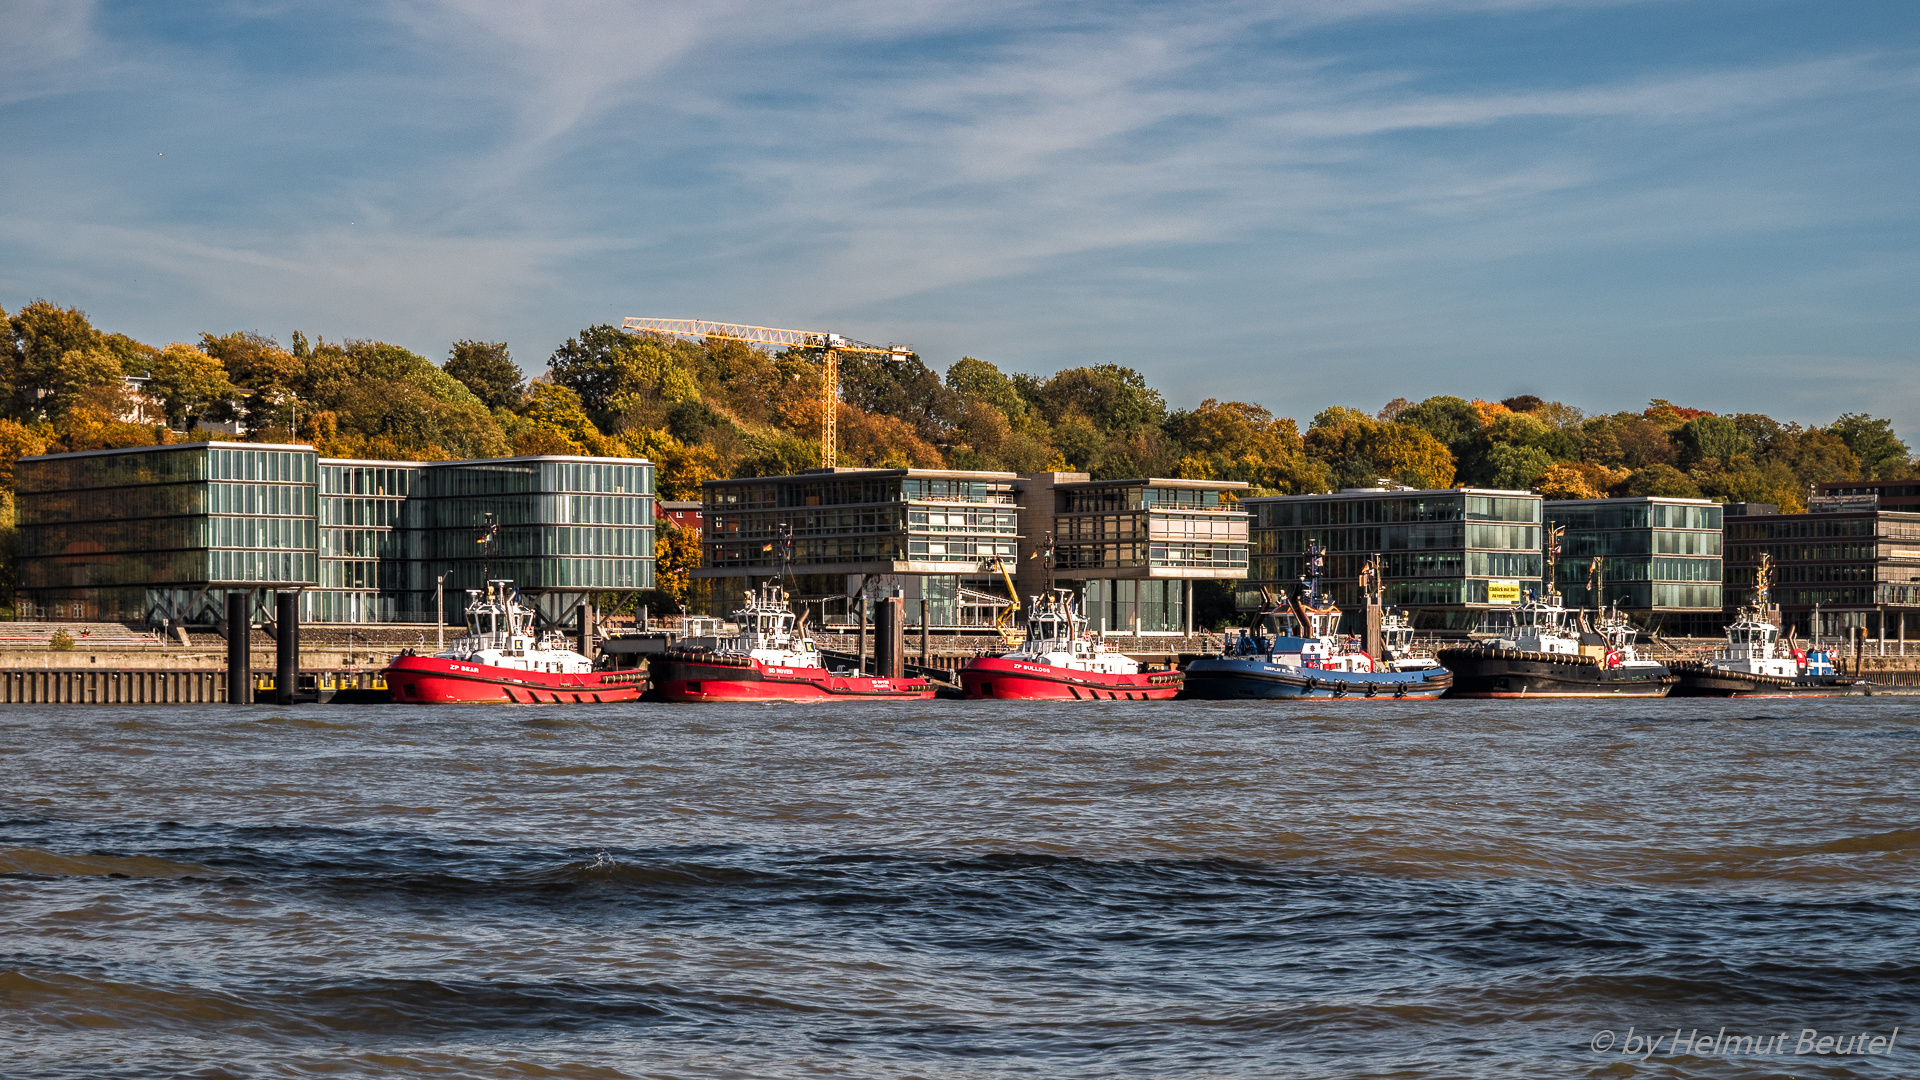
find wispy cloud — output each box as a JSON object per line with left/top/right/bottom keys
{"left": 1, "top": 0, "right": 1915, "bottom": 428}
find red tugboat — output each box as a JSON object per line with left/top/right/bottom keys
{"left": 383, "top": 580, "right": 647, "bottom": 704}
{"left": 959, "top": 588, "right": 1183, "bottom": 700}
{"left": 650, "top": 584, "right": 934, "bottom": 702}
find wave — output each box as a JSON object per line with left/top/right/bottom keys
{"left": 0, "top": 846, "right": 212, "bottom": 879}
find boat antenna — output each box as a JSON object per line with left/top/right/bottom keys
{"left": 1300, "top": 538, "right": 1325, "bottom": 606}
{"left": 1032, "top": 530, "right": 1055, "bottom": 592}
{"left": 1544, "top": 522, "right": 1564, "bottom": 600}
{"left": 1587, "top": 555, "right": 1604, "bottom": 611}
{"left": 478, "top": 511, "right": 498, "bottom": 585}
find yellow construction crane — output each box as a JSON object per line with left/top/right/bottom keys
{"left": 980, "top": 555, "right": 1022, "bottom": 645}
{"left": 620, "top": 317, "right": 912, "bottom": 469}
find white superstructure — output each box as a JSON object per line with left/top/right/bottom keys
{"left": 439, "top": 580, "right": 596, "bottom": 674}
{"left": 994, "top": 589, "right": 1141, "bottom": 676}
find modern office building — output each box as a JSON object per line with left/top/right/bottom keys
{"left": 697, "top": 468, "right": 1252, "bottom": 632}
{"left": 15, "top": 443, "right": 654, "bottom": 627}
{"left": 1814, "top": 480, "right": 1920, "bottom": 513}
{"left": 1242, "top": 487, "right": 1543, "bottom": 632}
{"left": 16, "top": 443, "right": 320, "bottom": 625}
{"left": 698, "top": 467, "right": 1021, "bottom": 628}
{"left": 1026, "top": 474, "right": 1250, "bottom": 634}
{"left": 1722, "top": 503, "right": 1920, "bottom": 646}
{"left": 1543, "top": 496, "right": 1724, "bottom": 636}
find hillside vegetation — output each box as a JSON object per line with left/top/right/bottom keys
{"left": 3, "top": 300, "right": 1909, "bottom": 511}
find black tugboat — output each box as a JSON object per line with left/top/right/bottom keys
{"left": 1669, "top": 555, "right": 1869, "bottom": 697}
{"left": 1437, "top": 533, "right": 1676, "bottom": 699}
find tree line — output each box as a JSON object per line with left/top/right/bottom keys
{"left": 4, "top": 299, "right": 1907, "bottom": 507}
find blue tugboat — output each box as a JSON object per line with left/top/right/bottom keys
{"left": 1179, "top": 545, "right": 1453, "bottom": 701}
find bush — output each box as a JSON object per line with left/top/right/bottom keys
{"left": 49, "top": 628, "right": 74, "bottom": 651}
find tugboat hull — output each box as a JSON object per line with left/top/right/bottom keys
{"left": 650, "top": 652, "right": 933, "bottom": 702}
{"left": 1434, "top": 647, "right": 1675, "bottom": 698}
{"left": 1178, "top": 658, "right": 1452, "bottom": 700}
{"left": 384, "top": 654, "right": 648, "bottom": 704}
{"left": 1668, "top": 663, "right": 1870, "bottom": 697}
{"left": 959, "top": 656, "right": 1182, "bottom": 700}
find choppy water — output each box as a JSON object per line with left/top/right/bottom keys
{"left": 1, "top": 700, "right": 1916, "bottom": 1079}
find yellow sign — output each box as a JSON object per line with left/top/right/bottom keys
{"left": 1486, "top": 580, "right": 1521, "bottom": 606}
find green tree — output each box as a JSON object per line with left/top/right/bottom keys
{"left": 945, "top": 357, "right": 1027, "bottom": 419}
{"left": 1394, "top": 395, "right": 1480, "bottom": 452}
{"left": 839, "top": 349, "right": 959, "bottom": 444}
{"left": 43, "top": 348, "right": 124, "bottom": 419}
{"left": 1622, "top": 464, "right": 1703, "bottom": 498}
{"left": 148, "top": 343, "right": 234, "bottom": 430}
{"left": 1674, "top": 415, "right": 1755, "bottom": 470}
{"left": 1034, "top": 365, "right": 1165, "bottom": 436}
{"left": 1827, "top": 414, "right": 1910, "bottom": 479}
{"left": 1483, "top": 443, "right": 1555, "bottom": 490}
{"left": 1767, "top": 427, "right": 1858, "bottom": 489}
{"left": 11, "top": 300, "right": 106, "bottom": 416}
{"left": 548, "top": 324, "right": 635, "bottom": 418}
{"left": 445, "top": 340, "right": 525, "bottom": 410}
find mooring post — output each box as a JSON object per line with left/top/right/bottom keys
{"left": 856, "top": 596, "right": 868, "bottom": 676}
{"left": 920, "top": 597, "right": 930, "bottom": 665}
{"left": 875, "top": 595, "right": 905, "bottom": 680}
{"left": 275, "top": 591, "right": 299, "bottom": 705}
{"left": 226, "top": 591, "right": 251, "bottom": 705}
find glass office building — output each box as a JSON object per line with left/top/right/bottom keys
{"left": 1723, "top": 506, "right": 1920, "bottom": 645}
{"left": 1049, "top": 477, "right": 1251, "bottom": 634}
{"left": 699, "top": 468, "right": 1021, "bottom": 627}
{"left": 315, "top": 459, "right": 424, "bottom": 624}
{"left": 15, "top": 444, "right": 653, "bottom": 626}
{"left": 1543, "top": 497, "right": 1723, "bottom": 636}
{"left": 1243, "top": 488, "right": 1543, "bottom": 631}
{"left": 16, "top": 443, "right": 319, "bottom": 624}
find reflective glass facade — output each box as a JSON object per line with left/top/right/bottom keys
{"left": 1546, "top": 498, "right": 1723, "bottom": 634}
{"left": 1723, "top": 510, "right": 1920, "bottom": 639}
{"left": 16, "top": 444, "right": 318, "bottom": 623}
{"left": 1244, "top": 489, "right": 1543, "bottom": 631}
{"left": 1053, "top": 480, "right": 1250, "bottom": 575}
{"left": 14, "top": 444, "right": 653, "bottom": 624}
{"left": 697, "top": 469, "right": 1021, "bottom": 623}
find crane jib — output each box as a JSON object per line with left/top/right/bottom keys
{"left": 620, "top": 318, "right": 910, "bottom": 357}
{"left": 621, "top": 316, "right": 913, "bottom": 468}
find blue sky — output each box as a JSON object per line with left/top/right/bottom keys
{"left": 3, "top": 0, "right": 1916, "bottom": 434}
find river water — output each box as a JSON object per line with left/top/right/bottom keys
{"left": 1, "top": 699, "right": 1915, "bottom": 1079}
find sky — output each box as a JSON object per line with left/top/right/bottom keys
{"left": 2, "top": 0, "right": 1917, "bottom": 434}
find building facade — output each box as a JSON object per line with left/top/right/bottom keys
{"left": 698, "top": 468, "right": 1021, "bottom": 628}
{"left": 1035, "top": 475, "right": 1250, "bottom": 634}
{"left": 1243, "top": 487, "right": 1543, "bottom": 632}
{"left": 1722, "top": 504, "right": 1920, "bottom": 645}
{"left": 697, "top": 468, "right": 1252, "bottom": 632}
{"left": 1814, "top": 480, "right": 1920, "bottom": 513}
{"left": 15, "top": 443, "right": 654, "bottom": 626}
{"left": 1543, "top": 497, "right": 1724, "bottom": 636}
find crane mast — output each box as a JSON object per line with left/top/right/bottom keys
{"left": 620, "top": 318, "right": 911, "bottom": 469}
